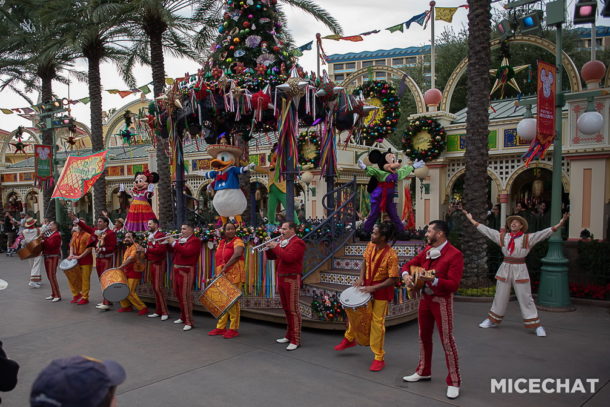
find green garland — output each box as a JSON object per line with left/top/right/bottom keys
{"left": 402, "top": 117, "right": 446, "bottom": 161}
{"left": 352, "top": 80, "right": 400, "bottom": 145}
{"left": 298, "top": 131, "right": 320, "bottom": 168}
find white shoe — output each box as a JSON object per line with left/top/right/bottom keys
{"left": 148, "top": 313, "right": 160, "bottom": 318}
{"left": 96, "top": 303, "right": 104, "bottom": 307}
{"left": 276, "top": 337, "right": 290, "bottom": 344}
{"left": 286, "top": 343, "right": 299, "bottom": 351}
{"left": 29, "top": 282, "right": 41, "bottom": 288}
{"left": 183, "top": 325, "right": 192, "bottom": 331}
{"left": 97, "top": 304, "right": 111, "bottom": 310}
{"left": 402, "top": 372, "right": 431, "bottom": 382}
{"left": 536, "top": 326, "right": 547, "bottom": 337}
{"left": 52, "top": 298, "right": 61, "bottom": 302}
{"left": 173, "top": 319, "right": 184, "bottom": 324}
{"left": 479, "top": 318, "right": 497, "bottom": 328}
{"left": 45, "top": 296, "right": 54, "bottom": 300}
{"left": 447, "top": 386, "right": 460, "bottom": 399}
{"left": 160, "top": 315, "right": 169, "bottom": 321}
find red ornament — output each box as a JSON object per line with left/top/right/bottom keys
{"left": 252, "top": 91, "right": 271, "bottom": 110}
{"left": 229, "top": 45, "right": 235, "bottom": 50}
{"left": 255, "top": 64, "right": 267, "bottom": 75}
{"left": 273, "top": 45, "right": 280, "bottom": 52}
{"left": 242, "top": 21, "right": 250, "bottom": 28}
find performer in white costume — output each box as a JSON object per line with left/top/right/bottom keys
{"left": 463, "top": 210, "right": 568, "bottom": 337}
{"left": 22, "top": 217, "right": 44, "bottom": 288}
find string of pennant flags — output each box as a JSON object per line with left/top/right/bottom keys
{"left": 2, "top": 4, "right": 469, "bottom": 115}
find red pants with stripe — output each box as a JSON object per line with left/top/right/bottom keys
{"left": 173, "top": 265, "right": 195, "bottom": 326}
{"left": 96, "top": 256, "right": 114, "bottom": 305}
{"left": 150, "top": 261, "right": 168, "bottom": 316}
{"left": 416, "top": 294, "right": 461, "bottom": 387}
{"left": 44, "top": 256, "right": 60, "bottom": 298}
{"left": 278, "top": 275, "right": 302, "bottom": 345}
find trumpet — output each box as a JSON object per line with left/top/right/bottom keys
{"left": 151, "top": 233, "right": 182, "bottom": 243}
{"left": 251, "top": 235, "right": 282, "bottom": 253}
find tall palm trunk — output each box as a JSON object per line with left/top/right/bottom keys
{"left": 462, "top": 0, "right": 491, "bottom": 287}
{"left": 149, "top": 31, "right": 173, "bottom": 229}
{"left": 88, "top": 55, "right": 106, "bottom": 218}
{"left": 40, "top": 75, "right": 55, "bottom": 219}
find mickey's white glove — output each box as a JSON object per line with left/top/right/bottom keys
{"left": 147, "top": 183, "right": 155, "bottom": 193}
{"left": 357, "top": 159, "right": 366, "bottom": 170}
{"left": 412, "top": 159, "right": 425, "bottom": 169}
{"left": 119, "top": 183, "right": 125, "bottom": 192}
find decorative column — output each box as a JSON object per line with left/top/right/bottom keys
{"left": 499, "top": 192, "right": 509, "bottom": 232}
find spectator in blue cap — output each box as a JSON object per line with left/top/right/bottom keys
{"left": 30, "top": 355, "right": 126, "bottom": 407}
{"left": 0, "top": 340, "right": 20, "bottom": 405}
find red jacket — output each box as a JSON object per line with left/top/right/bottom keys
{"left": 146, "top": 231, "right": 168, "bottom": 263}
{"left": 172, "top": 235, "right": 201, "bottom": 267}
{"left": 265, "top": 236, "right": 306, "bottom": 277}
{"left": 78, "top": 221, "right": 116, "bottom": 255}
{"left": 42, "top": 231, "right": 62, "bottom": 256}
{"left": 402, "top": 242, "right": 463, "bottom": 297}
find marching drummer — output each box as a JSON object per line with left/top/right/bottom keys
{"left": 116, "top": 232, "right": 149, "bottom": 316}
{"left": 264, "top": 221, "right": 306, "bottom": 351}
{"left": 145, "top": 219, "right": 170, "bottom": 321}
{"left": 67, "top": 221, "right": 95, "bottom": 305}
{"left": 41, "top": 221, "right": 62, "bottom": 302}
{"left": 208, "top": 222, "right": 245, "bottom": 339}
{"left": 71, "top": 214, "right": 117, "bottom": 311}
{"left": 167, "top": 224, "right": 202, "bottom": 332}
{"left": 334, "top": 222, "right": 399, "bottom": 372}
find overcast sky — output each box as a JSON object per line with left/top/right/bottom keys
{"left": 0, "top": 0, "right": 608, "bottom": 132}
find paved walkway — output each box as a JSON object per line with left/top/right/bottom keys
{"left": 1, "top": 254, "right": 609, "bottom": 407}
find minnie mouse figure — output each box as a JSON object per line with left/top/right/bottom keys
{"left": 358, "top": 149, "right": 424, "bottom": 238}
{"left": 121, "top": 170, "right": 159, "bottom": 232}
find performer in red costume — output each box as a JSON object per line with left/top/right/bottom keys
{"left": 145, "top": 219, "right": 169, "bottom": 320}
{"left": 401, "top": 220, "right": 463, "bottom": 400}
{"left": 41, "top": 221, "right": 62, "bottom": 302}
{"left": 167, "top": 224, "right": 201, "bottom": 331}
{"left": 71, "top": 214, "right": 117, "bottom": 310}
{"left": 265, "top": 222, "right": 306, "bottom": 351}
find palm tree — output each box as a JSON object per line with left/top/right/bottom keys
{"left": 462, "top": 0, "right": 492, "bottom": 287}
{"left": 38, "top": 0, "right": 146, "bottom": 218}
{"left": 0, "top": 2, "right": 83, "bottom": 219}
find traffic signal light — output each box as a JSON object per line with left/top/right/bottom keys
{"left": 519, "top": 10, "right": 544, "bottom": 34}
{"left": 573, "top": 0, "right": 597, "bottom": 25}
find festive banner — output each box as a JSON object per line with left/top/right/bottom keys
{"left": 524, "top": 61, "right": 556, "bottom": 166}
{"left": 51, "top": 150, "right": 108, "bottom": 200}
{"left": 34, "top": 144, "right": 53, "bottom": 182}
{"left": 405, "top": 12, "right": 429, "bottom": 29}
{"left": 435, "top": 7, "right": 459, "bottom": 22}
{"left": 386, "top": 23, "right": 404, "bottom": 33}
{"left": 297, "top": 41, "right": 313, "bottom": 51}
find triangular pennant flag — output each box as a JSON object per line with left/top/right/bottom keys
{"left": 386, "top": 23, "right": 405, "bottom": 33}
{"left": 341, "top": 35, "right": 363, "bottom": 42}
{"left": 297, "top": 41, "right": 313, "bottom": 51}
{"left": 435, "top": 7, "right": 459, "bottom": 23}
{"left": 1, "top": 109, "right": 14, "bottom": 114}
{"left": 106, "top": 89, "right": 120, "bottom": 94}
{"left": 79, "top": 97, "right": 90, "bottom": 104}
{"left": 138, "top": 85, "right": 151, "bottom": 94}
{"left": 165, "top": 78, "right": 175, "bottom": 85}
{"left": 292, "top": 49, "right": 304, "bottom": 57}
{"left": 118, "top": 90, "right": 133, "bottom": 98}
{"left": 22, "top": 107, "right": 34, "bottom": 114}
{"left": 359, "top": 30, "right": 380, "bottom": 36}
{"left": 405, "top": 11, "right": 428, "bottom": 29}
{"left": 322, "top": 34, "right": 342, "bottom": 40}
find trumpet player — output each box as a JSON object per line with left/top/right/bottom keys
{"left": 145, "top": 219, "right": 169, "bottom": 320}
{"left": 264, "top": 222, "right": 305, "bottom": 351}
{"left": 208, "top": 222, "right": 245, "bottom": 339}
{"left": 167, "top": 224, "right": 201, "bottom": 332}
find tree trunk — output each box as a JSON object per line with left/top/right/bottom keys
{"left": 88, "top": 55, "right": 106, "bottom": 218}
{"left": 149, "top": 32, "right": 173, "bottom": 229}
{"left": 462, "top": 0, "right": 492, "bottom": 288}
{"left": 40, "top": 77, "right": 55, "bottom": 219}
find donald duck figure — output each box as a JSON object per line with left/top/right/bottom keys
{"left": 201, "top": 143, "right": 255, "bottom": 225}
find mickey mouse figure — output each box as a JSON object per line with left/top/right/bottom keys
{"left": 358, "top": 149, "right": 424, "bottom": 239}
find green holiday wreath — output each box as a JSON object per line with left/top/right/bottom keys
{"left": 402, "top": 117, "right": 446, "bottom": 161}
{"left": 352, "top": 80, "right": 400, "bottom": 145}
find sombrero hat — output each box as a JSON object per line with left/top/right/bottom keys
{"left": 207, "top": 144, "right": 243, "bottom": 159}
{"left": 24, "top": 217, "right": 37, "bottom": 228}
{"left": 506, "top": 215, "right": 528, "bottom": 233}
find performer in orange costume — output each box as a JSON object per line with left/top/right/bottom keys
{"left": 117, "top": 232, "right": 149, "bottom": 316}
{"left": 265, "top": 222, "right": 306, "bottom": 351}
{"left": 67, "top": 222, "right": 95, "bottom": 305}
{"left": 208, "top": 222, "right": 245, "bottom": 339}
{"left": 168, "top": 224, "right": 202, "bottom": 331}
{"left": 145, "top": 219, "right": 169, "bottom": 320}
{"left": 41, "top": 221, "right": 62, "bottom": 302}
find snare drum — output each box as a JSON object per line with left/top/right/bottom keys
{"left": 339, "top": 286, "right": 373, "bottom": 346}
{"left": 198, "top": 274, "right": 242, "bottom": 319}
{"left": 100, "top": 268, "right": 129, "bottom": 302}
{"left": 59, "top": 258, "right": 79, "bottom": 273}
